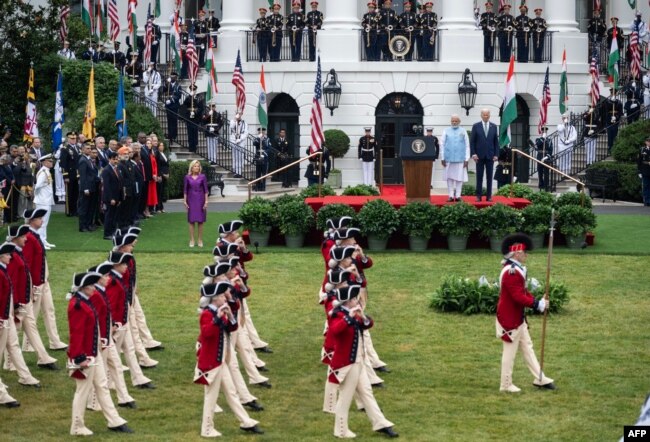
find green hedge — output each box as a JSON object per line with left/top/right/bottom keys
{"left": 299, "top": 184, "right": 336, "bottom": 198}
{"left": 315, "top": 204, "right": 356, "bottom": 231}
{"left": 95, "top": 102, "right": 161, "bottom": 141}
{"left": 612, "top": 119, "right": 650, "bottom": 163}
{"left": 341, "top": 184, "right": 380, "bottom": 196}
{"left": 495, "top": 183, "right": 535, "bottom": 199}
{"left": 167, "top": 160, "right": 210, "bottom": 199}
{"left": 585, "top": 162, "right": 642, "bottom": 202}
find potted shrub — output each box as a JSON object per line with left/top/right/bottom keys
{"left": 316, "top": 203, "right": 356, "bottom": 231}
{"left": 341, "top": 184, "right": 380, "bottom": 196}
{"left": 239, "top": 197, "right": 276, "bottom": 247}
{"left": 277, "top": 199, "right": 315, "bottom": 248}
{"left": 521, "top": 204, "right": 553, "bottom": 249}
{"left": 299, "top": 183, "right": 337, "bottom": 199}
{"left": 324, "top": 129, "right": 351, "bottom": 189}
{"left": 438, "top": 202, "right": 479, "bottom": 251}
{"left": 478, "top": 203, "right": 523, "bottom": 252}
{"left": 356, "top": 199, "right": 399, "bottom": 251}
{"left": 528, "top": 191, "right": 556, "bottom": 206}
{"left": 495, "top": 183, "right": 535, "bottom": 200}
{"left": 398, "top": 202, "right": 439, "bottom": 251}
{"left": 556, "top": 205, "right": 597, "bottom": 249}
{"left": 554, "top": 191, "right": 593, "bottom": 209}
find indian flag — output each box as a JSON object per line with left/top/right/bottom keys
{"left": 499, "top": 54, "right": 517, "bottom": 148}
{"left": 81, "top": 0, "right": 92, "bottom": 30}
{"left": 171, "top": 11, "right": 181, "bottom": 72}
{"left": 559, "top": 48, "right": 568, "bottom": 114}
{"left": 205, "top": 38, "right": 218, "bottom": 103}
{"left": 258, "top": 65, "right": 268, "bottom": 128}
{"left": 608, "top": 26, "right": 620, "bottom": 88}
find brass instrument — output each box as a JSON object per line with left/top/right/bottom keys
{"left": 535, "top": 27, "right": 543, "bottom": 48}
{"left": 489, "top": 25, "right": 496, "bottom": 47}
{"left": 524, "top": 26, "right": 530, "bottom": 47}
{"left": 429, "top": 26, "right": 437, "bottom": 45}
{"left": 365, "top": 25, "right": 371, "bottom": 47}
{"left": 292, "top": 25, "right": 298, "bottom": 47}
{"left": 407, "top": 25, "right": 414, "bottom": 41}
{"left": 271, "top": 26, "right": 277, "bottom": 47}
{"left": 387, "top": 24, "right": 393, "bottom": 40}
{"left": 251, "top": 26, "right": 257, "bottom": 45}
{"left": 505, "top": 25, "right": 513, "bottom": 46}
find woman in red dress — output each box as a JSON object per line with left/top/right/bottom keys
{"left": 145, "top": 137, "right": 158, "bottom": 211}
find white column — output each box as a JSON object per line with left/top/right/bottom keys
{"left": 439, "top": 0, "right": 477, "bottom": 30}
{"left": 319, "top": 0, "right": 360, "bottom": 62}
{"left": 545, "top": 0, "right": 579, "bottom": 32}
{"left": 609, "top": 1, "right": 636, "bottom": 28}
{"left": 323, "top": 0, "right": 359, "bottom": 30}
{"left": 220, "top": 0, "right": 254, "bottom": 31}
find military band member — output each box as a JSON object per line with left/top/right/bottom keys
{"left": 480, "top": 2, "right": 498, "bottom": 62}
{"left": 253, "top": 128, "right": 271, "bottom": 191}
{"left": 230, "top": 113, "right": 248, "bottom": 179}
{"left": 67, "top": 272, "right": 132, "bottom": 436}
{"left": 514, "top": 5, "right": 531, "bottom": 63}
{"left": 108, "top": 42, "right": 126, "bottom": 72}
{"left": 195, "top": 282, "right": 264, "bottom": 438}
{"left": 602, "top": 89, "right": 623, "bottom": 154}
{"left": 186, "top": 95, "right": 204, "bottom": 154}
{"left": 362, "top": 2, "right": 380, "bottom": 62}
{"left": 425, "top": 127, "right": 440, "bottom": 188}
{"left": 59, "top": 132, "right": 80, "bottom": 216}
{"left": 420, "top": 2, "right": 437, "bottom": 61}
{"left": 625, "top": 91, "right": 642, "bottom": 124}
{"left": 497, "top": 3, "right": 514, "bottom": 62}
{"left": 638, "top": 137, "right": 650, "bottom": 206}
{"left": 164, "top": 72, "right": 182, "bottom": 142}
{"left": 534, "top": 126, "right": 553, "bottom": 191}
{"left": 306, "top": 2, "right": 323, "bottom": 62}
{"left": 496, "top": 234, "right": 555, "bottom": 393}
{"left": 274, "top": 128, "right": 291, "bottom": 187}
{"left": 287, "top": 2, "right": 305, "bottom": 62}
{"left": 146, "top": 16, "right": 162, "bottom": 64}
{"left": 207, "top": 9, "right": 221, "bottom": 48}
{"left": 0, "top": 242, "right": 22, "bottom": 408}
{"left": 531, "top": 8, "right": 547, "bottom": 63}
{"left": 196, "top": 10, "right": 209, "bottom": 67}
{"left": 378, "top": 0, "right": 398, "bottom": 61}
{"left": 494, "top": 145, "right": 513, "bottom": 189}
{"left": 57, "top": 40, "right": 76, "bottom": 60}
{"left": 254, "top": 8, "right": 271, "bottom": 62}
{"left": 587, "top": 8, "right": 607, "bottom": 63}
{"left": 358, "top": 128, "right": 377, "bottom": 186}
{"left": 398, "top": 2, "right": 417, "bottom": 61}
{"left": 203, "top": 102, "right": 223, "bottom": 165}
{"left": 414, "top": 3, "right": 425, "bottom": 60}
{"left": 556, "top": 114, "right": 577, "bottom": 175}
{"left": 267, "top": 3, "right": 284, "bottom": 62}
{"left": 328, "top": 285, "right": 398, "bottom": 438}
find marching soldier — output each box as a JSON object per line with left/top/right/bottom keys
{"left": 582, "top": 107, "right": 599, "bottom": 166}
{"left": 207, "top": 9, "right": 221, "bottom": 48}
{"left": 306, "top": 1, "right": 323, "bottom": 62}
{"left": 534, "top": 126, "right": 553, "bottom": 191}
{"left": 164, "top": 72, "right": 182, "bottom": 143}
{"left": 254, "top": 8, "right": 270, "bottom": 62}
{"left": 0, "top": 242, "right": 23, "bottom": 408}
{"left": 420, "top": 2, "right": 437, "bottom": 61}
{"left": 358, "top": 128, "right": 377, "bottom": 186}
{"left": 203, "top": 102, "right": 223, "bottom": 165}
{"left": 398, "top": 1, "right": 417, "bottom": 61}
{"left": 601, "top": 88, "right": 623, "bottom": 154}
{"left": 378, "top": 0, "right": 398, "bottom": 61}
{"left": 267, "top": 3, "right": 284, "bottom": 62}
{"left": 497, "top": 3, "right": 514, "bottom": 62}
{"left": 253, "top": 128, "right": 271, "bottom": 191}
{"left": 514, "top": 5, "right": 531, "bottom": 63}
{"left": 531, "top": 8, "right": 547, "bottom": 63}
{"left": 496, "top": 234, "right": 555, "bottom": 393}
{"left": 361, "top": 2, "right": 380, "bottom": 62}
{"left": 59, "top": 132, "right": 80, "bottom": 216}
{"left": 196, "top": 10, "right": 209, "bottom": 67}
{"left": 480, "top": 2, "right": 498, "bottom": 62}
{"left": 587, "top": 8, "right": 607, "bottom": 63}
{"left": 287, "top": 1, "right": 305, "bottom": 62}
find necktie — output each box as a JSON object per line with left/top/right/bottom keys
{"left": 484, "top": 123, "right": 488, "bottom": 136}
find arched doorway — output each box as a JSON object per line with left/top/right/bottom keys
{"left": 375, "top": 93, "right": 424, "bottom": 184}
{"left": 499, "top": 94, "right": 531, "bottom": 182}
{"left": 268, "top": 93, "right": 300, "bottom": 183}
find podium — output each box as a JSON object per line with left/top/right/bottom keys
{"left": 399, "top": 136, "right": 438, "bottom": 202}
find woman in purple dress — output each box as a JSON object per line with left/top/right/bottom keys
{"left": 184, "top": 160, "right": 209, "bottom": 247}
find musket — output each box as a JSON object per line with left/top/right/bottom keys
{"left": 538, "top": 208, "right": 556, "bottom": 382}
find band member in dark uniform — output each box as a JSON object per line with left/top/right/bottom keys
{"left": 587, "top": 8, "right": 607, "bottom": 64}
{"left": 253, "top": 128, "right": 271, "bottom": 191}
{"left": 255, "top": 8, "right": 270, "bottom": 62}
{"left": 306, "top": 1, "right": 323, "bottom": 62}
{"left": 59, "top": 132, "right": 80, "bottom": 216}
{"left": 146, "top": 16, "right": 162, "bottom": 63}
{"left": 362, "top": 2, "right": 380, "bottom": 62}
{"left": 534, "top": 127, "right": 553, "bottom": 191}
{"left": 202, "top": 102, "right": 223, "bottom": 165}
{"left": 398, "top": 1, "right": 417, "bottom": 61}
{"left": 582, "top": 107, "right": 599, "bottom": 166}
{"left": 274, "top": 129, "right": 292, "bottom": 188}
{"left": 514, "top": 5, "right": 531, "bottom": 63}
{"left": 497, "top": 4, "right": 514, "bottom": 62}
{"left": 196, "top": 10, "right": 209, "bottom": 67}
{"left": 494, "top": 145, "right": 513, "bottom": 189}
{"left": 164, "top": 72, "right": 183, "bottom": 142}
{"left": 480, "top": 2, "right": 498, "bottom": 62}
{"left": 305, "top": 144, "right": 331, "bottom": 187}
{"left": 378, "top": 0, "right": 398, "bottom": 61}
{"left": 267, "top": 3, "right": 284, "bottom": 62}
{"left": 420, "top": 2, "right": 437, "bottom": 61}
{"left": 531, "top": 8, "right": 547, "bottom": 63}
{"left": 186, "top": 95, "right": 204, "bottom": 154}
{"left": 207, "top": 9, "right": 221, "bottom": 48}
{"left": 601, "top": 88, "right": 623, "bottom": 154}
{"left": 287, "top": 1, "right": 305, "bottom": 62}
{"left": 109, "top": 42, "right": 127, "bottom": 72}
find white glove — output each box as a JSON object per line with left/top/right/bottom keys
{"left": 165, "top": 100, "right": 171, "bottom": 105}
{"left": 359, "top": 158, "right": 362, "bottom": 161}
{"left": 639, "top": 174, "right": 643, "bottom": 179}
{"left": 536, "top": 298, "right": 547, "bottom": 313}
{"left": 528, "top": 277, "right": 540, "bottom": 291}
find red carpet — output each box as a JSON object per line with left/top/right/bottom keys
{"left": 305, "top": 195, "right": 531, "bottom": 212}
{"left": 380, "top": 185, "right": 406, "bottom": 197}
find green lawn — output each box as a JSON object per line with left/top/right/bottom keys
{"left": 1, "top": 213, "right": 648, "bottom": 441}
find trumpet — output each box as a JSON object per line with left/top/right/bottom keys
{"left": 489, "top": 25, "right": 496, "bottom": 47}
{"left": 429, "top": 26, "right": 437, "bottom": 45}
{"left": 365, "top": 25, "right": 372, "bottom": 47}
{"left": 535, "top": 27, "right": 544, "bottom": 48}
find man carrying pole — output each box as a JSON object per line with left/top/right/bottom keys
{"left": 495, "top": 232, "right": 556, "bottom": 393}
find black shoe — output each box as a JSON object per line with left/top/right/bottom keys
{"left": 243, "top": 400, "right": 264, "bottom": 411}
{"left": 475, "top": 197, "right": 482, "bottom": 202}
{"left": 103, "top": 235, "right": 113, "bottom": 240}
{"left": 79, "top": 228, "right": 89, "bottom": 232}
{"left": 118, "top": 401, "right": 137, "bottom": 409}
{"left": 254, "top": 381, "right": 272, "bottom": 388}
{"left": 146, "top": 345, "right": 165, "bottom": 351}
{"left": 136, "top": 382, "right": 156, "bottom": 389}
{"left": 255, "top": 346, "right": 273, "bottom": 354}
{"left": 3, "top": 401, "right": 20, "bottom": 408}
{"left": 486, "top": 197, "right": 493, "bottom": 202}
{"left": 139, "top": 364, "right": 156, "bottom": 370}
{"left": 241, "top": 425, "right": 264, "bottom": 434}
{"left": 446, "top": 197, "right": 454, "bottom": 202}
{"left": 38, "top": 362, "right": 59, "bottom": 370}
{"left": 88, "top": 226, "right": 97, "bottom": 231}
{"left": 256, "top": 365, "right": 269, "bottom": 372}
{"left": 377, "top": 426, "right": 399, "bottom": 438}
{"left": 375, "top": 366, "right": 391, "bottom": 373}
{"left": 109, "top": 424, "right": 134, "bottom": 433}
{"left": 371, "top": 382, "right": 384, "bottom": 388}
{"left": 534, "top": 382, "right": 556, "bottom": 390}
{"left": 21, "top": 383, "right": 41, "bottom": 389}
{"left": 455, "top": 198, "right": 462, "bottom": 202}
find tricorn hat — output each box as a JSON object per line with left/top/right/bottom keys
{"left": 7, "top": 224, "right": 30, "bottom": 240}
{"left": 89, "top": 261, "right": 113, "bottom": 275}
{"left": 0, "top": 242, "right": 16, "bottom": 255}
{"left": 336, "top": 285, "right": 362, "bottom": 303}
{"left": 73, "top": 272, "right": 103, "bottom": 289}
{"left": 501, "top": 233, "right": 534, "bottom": 256}
{"left": 219, "top": 220, "right": 243, "bottom": 235}
{"left": 213, "top": 242, "right": 238, "bottom": 257}
{"left": 201, "top": 281, "right": 232, "bottom": 298}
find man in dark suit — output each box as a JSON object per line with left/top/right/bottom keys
{"left": 60, "top": 132, "right": 80, "bottom": 216}
{"left": 470, "top": 109, "right": 500, "bottom": 201}
{"left": 138, "top": 132, "right": 152, "bottom": 217}
{"left": 100, "top": 151, "right": 122, "bottom": 239}
{"left": 77, "top": 143, "right": 99, "bottom": 232}
{"left": 116, "top": 147, "right": 136, "bottom": 228}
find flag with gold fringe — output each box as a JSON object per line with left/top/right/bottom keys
{"left": 23, "top": 63, "right": 39, "bottom": 142}
{"left": 82, "top": 67, "right": 96, "bottom": 139}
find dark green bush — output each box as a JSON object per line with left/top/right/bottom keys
{"left": 272, "top": 193, "right": 302, "bottom": 208}
{"left": 461, "top": 183, "right": 486, "bottom": 196}
{"left": 316, "top": 204, "right": 356, "bottom": 231}
{"left": 356, "top": 199, "right": 400, "bottom": 239}
{"left": 398, "top": 202, "right": 439, "bottom": 237}
{"left": 612, "top": 119, "right": 650, "bottom": 163}
{"left": 239, "top": 197, "right": 277, "bottom": 230}
{"left": 299, "top": 184, "right": 336, "bottom": 199}
{"left": 438, "top": 202, "right": 479, "bottom": 236}
{"left": 521, "top": 204, "right": 553, "bottom": 234}
{"left": 585, "top": 162, "right": 642, "bottom": 202}
{"left": 528, "top": 191, "right": 556, "bottom": 206}
{"left": 495, "top": 183, "right": 535, "bottom": 199}
{"left": 95, "top": 102, "right": 161, "bottom": 141}
{"left": 556, "top": 205, "right": 597, "bottom": 236}
{"left": 477, "top": 203, "right": 523, "bottom": 237}
{"left": 324, "top": 129, "right": 350, "bottom": 169}
{"left": 277, "top": 199, "right": 315, "bottom": 235}
{"left": 555, "top": 192, "right": 593, "bottom": 209}
{"left": 341, "top": 184, "right": 380, "bottom": 196}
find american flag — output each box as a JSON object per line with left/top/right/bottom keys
{"left": 630, "top": 28, "right": 641, "bottom": 79}
{"left": 144, "top": 21, "right": 153, "bottom": 64}
{"left": 108, "top": 0, "right": 120, "bottom": 41}
{"left": 589, "top": 57, "right": 601, "bottom": 107}
{"left": 537, "top": 66, "right": 551, "bottom": 135}
{"left": 499, "top": 0, "right": 508, "bottom": 12}
{"left": 59, "top": 5, "right": 70, "bottom": 43}
{"left": 594, "top": 0, "right": 601, "bottom": 10}
{"left": 309, "top": 56, "right": 324, "bottom": 155}
{"left": 232, "top": 50, "right": 246, "bottom": 115}
{"left": 186, "top": 23, "right": 199, "bottom": 84}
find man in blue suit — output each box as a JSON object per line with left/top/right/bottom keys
{"left": 470, "top": 109, "right": 500, "bottom": 201}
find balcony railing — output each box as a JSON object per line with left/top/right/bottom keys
{"left": 482, "top": 30, "right": 554, "bottom": 63}
{"left": 245, "top": 29, "right": 314, "bottom": 62}
{"left": 358, "top": 29, "right": 440, "bottom": 62}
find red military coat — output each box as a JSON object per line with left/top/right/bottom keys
{"left": 106, "top": 271, "right": 129, "bottom": 325}
{"left": 0, "top": 265, "right": 12, "bottom": 321}
{"left": 496, "top": 261, "right": 536, "bottom": 332}
{"left": 328, "top": 309, "right": 374, "bottom": 384}
{"left": 89, "top": 286, "right": 111, "bottom": 343}
{"left": 353, "top": 255, "right": 373, "bottom": 288}
{"left": 196, "top": 306, "right": 238, "bottom": 377}
{"left": 7, "top": 249, "right": 31, "bottom": 306}
{"left": 67, "top": 293, "right": 99, "bottom": 367}
{"left": 22, "top": 230, "right": 46, "bottom": 286}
